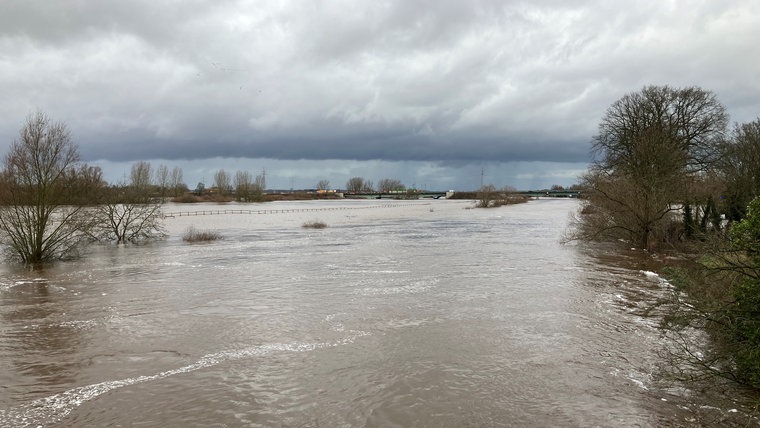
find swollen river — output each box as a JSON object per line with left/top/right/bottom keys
{"left": 0, "top": 199, "right": 757, "bottom": 426}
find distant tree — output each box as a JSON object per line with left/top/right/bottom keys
{"left": 252, "top": 173, "right": 266, "bottom": 201}
{"left": 156, "top": 164, "right": 169, "bottom": 199}
{"left": 361, "top": 180, "right": 374, "bottom": 193}
{"left": 213, "top": 169, "right": 232, "bottom": 195}
{"left": 578, "top": 85, "right": 728, "bottom": 250}
{"left": 234, "top": 170, "right": 253, "bottom": 202}
{"left": 257, "top": 169, "right": 266, "bottom": 191}
{"left": 378, "top": 178, "right": 405, "bottom": 193}
{"left": 316, "top": 179, "right": 330, "bottom": 190}
{"left": 550, "top": 184, "right": 565, "bottom": 191}
{"left": 0, "top": 111, "right": 102, "bottom": 263}
{"left": 718, "top": 117, "right": 760, "bottom": 221}
{"left": 169, "top": 166, "right": 186, "bottom": 196}
{"left": 346, "top": 177, "right": 365, "bottom": 193}
{"left": 63, "top": 165, "right": 107, "bottom": 205}
{"left": 130, "top": 161, "right": 153, "bottom": 192}
{"left": 93, "top": 183, "right": 165, "bottom": 244}
{"left": 476, "top": 184, "right": 497, "bottom": 208}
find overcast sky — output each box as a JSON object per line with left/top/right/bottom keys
{"left": 1, "top": 1, "right": 758, "bottom": 190}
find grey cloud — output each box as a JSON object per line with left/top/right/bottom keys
{"left": 1, "top": 0, "right": 759, "bottom": 174}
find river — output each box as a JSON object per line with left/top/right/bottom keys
{"left": 0, "top": 198, "right": 757, "bottom": 427}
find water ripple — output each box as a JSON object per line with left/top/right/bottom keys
{"left": 0, "top": 331, "right": 370, "bottom": 428}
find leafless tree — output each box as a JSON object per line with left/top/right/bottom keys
{"left": 93, "top": 184, "right": 165, "bottom": 244}
{"left": 476, "top": 184, "right": 497, "bottom": 208}
{"left": 169, "top": 166, "right": 185, "bottom": 196}
{"left": 234, "top": 170, "right": 253, "bottom": 201}
{"left": 346, "top": 177, "right": 365, "bottom": 193}
{"left": 130, "top": 161, "right": 153, "bottom": 192}
{"left": 156, "top": 164, "right": 169, "bottom": 199}
{"left": 252, "top": 173, "right": 266, "bottom": 201}
{"left": 316, "top": 179, "right": 330, "bottom": 190}
{"left": 578, "top": 85, "right": 728, "bottom": 251}
{"left": 378, "top": 178, "right": 405, "bottom": 193}
{"left": 0, "top": 111, "right": 101, "bottom": 262}
{"left": 718, "top": 117, "right": 760, "bottom": 221}
{"left": 213, "top": 169, "right": 232, "bottom": 195}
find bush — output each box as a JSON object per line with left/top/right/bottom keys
{"left": 731, "top": 277, "right": 760, "bottom": 386}
{"left": 182, "top": 226, "right": 222, "bottom": 242}
{"left": 727, "top": 197, "right": 760, "bottom": 386}
{"left": 302, "top": 220, "right": 328, "bottom": 229}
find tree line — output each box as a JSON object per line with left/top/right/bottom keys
{"left": 569, "top": 85, "right": 760, "bottom": 393}
{"left": 0, "top": 112, "right": 271, "bottom": 264}
{"left": 0, "top": 111, "right": 427, "bottom": 263}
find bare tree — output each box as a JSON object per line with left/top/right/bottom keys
{"left": 316, "top": 179, "right": 330, "bottom": 190}
{"left": 346, "top": 177, "right": 365, "bottom": 193}
{"left": 234, "top": 170, "right": 253, "bottom": 201}
{"left": 169, "top": 166, "right": 185, "bottom": 196}
{"left": 378, "top": 178, "right": 405, "bottom": 193}
{"left": 213, "top": 169, "right": 231, "bottom": 196}
{"left": 476, "top": 184, "right": 497, "bottom": 208}
{"left": 719, "top": 117, "right": 760, "bottom": 221}
{"left": 130, "top": 161, "right": 153, "bottom": 192}
{"left": 361, "top": 180, "right": 374, "bottom": 193}
{"left": 0, "top": 112, "right": 101, "bottom": 263}
{"left": 156, "top": 164, "right": 169, "bottom": 200}
{"left": 93, "top": 183, "right": 165, "bottom": 244}
{"left": 252, "top": 173, "right": 266, "bottom": 201}
{"left": 579, "top": 85, "right": 728, "bottom": 250}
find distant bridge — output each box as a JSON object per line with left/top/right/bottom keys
{"left": 519, "top": 190, "right": 581, "bottom": 198}
{"left": 346, "top": 191, "right": 447, "bottom": 200}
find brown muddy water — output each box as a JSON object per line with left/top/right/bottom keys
{"left": 0, "top": 199, "right": 758, "bottom": 427}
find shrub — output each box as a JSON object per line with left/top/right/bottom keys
{"left": 302, "top": 220, "right": 328, "bottom": 229}
{"left": 182, "top": 226, "right": 222, "bottom": 242}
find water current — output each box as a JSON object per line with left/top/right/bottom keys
{"left": 0, "top": 198, "right": 758, "bottom": 427}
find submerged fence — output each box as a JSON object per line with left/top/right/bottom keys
{"left": 162, "top": 203, "right": 422, "bottom": 218}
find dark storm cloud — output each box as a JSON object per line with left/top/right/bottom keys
{"left": 1, "top": 0, "right": 759, "bottom": 167}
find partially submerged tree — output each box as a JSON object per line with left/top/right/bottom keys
{"left": 476, "top": 184, "right": 497, "bottom": 208}
{"left": 578, "top": 85, "right": 728, "bottom": 250}
{"left": 663, "top": 196, "right": 760, "bottom": 389}
{"left": 91, "top": 161, "right": 166, "bottom": 244}
{"left": 476, "top": 184, "right": 526, "bottom": 208}
{"left": 0, "top": 112, "right": 102, "bottom": 263}
{"left": 93, "top": 184, "right": 165, "bottom": 244}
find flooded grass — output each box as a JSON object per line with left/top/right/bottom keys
{"left": 182, "top": 225, "right": 223, "bottom": 242}
{"left": 302, "top": 220, "right": 328, "bottom": 229}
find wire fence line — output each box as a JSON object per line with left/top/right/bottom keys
{"left": 162, "top": 203, "right": 426, "bottom": 218}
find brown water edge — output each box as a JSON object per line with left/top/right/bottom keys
{"left": 578, "top": 241, "right": 760, "bottom": 426}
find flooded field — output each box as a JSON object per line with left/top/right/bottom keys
{"left": 0, "top": 198, "right": 757, "bottom": 427}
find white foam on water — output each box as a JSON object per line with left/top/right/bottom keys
{"left": 0, "top": 331, "right": 370, "bottom": 428}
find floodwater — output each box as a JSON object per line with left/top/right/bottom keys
{"left": 0, "top": 198, "right": 757, "bottom": 427}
